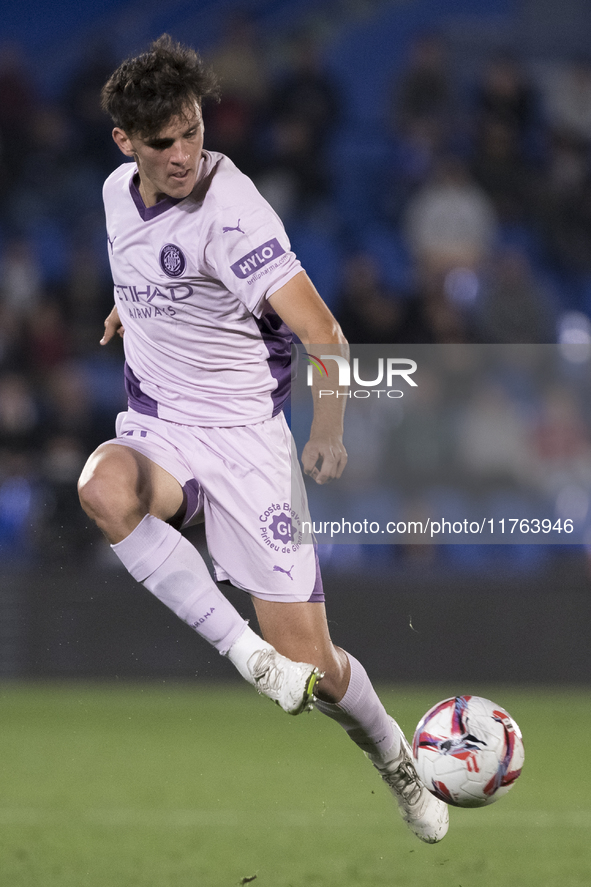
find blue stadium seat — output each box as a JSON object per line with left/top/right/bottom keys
{"left": 288, "top": 225, "right": 344, "bottom": 311}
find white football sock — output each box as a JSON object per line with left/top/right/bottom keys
{"left": 315, "top": 652, "right": 401, "bottom": 759}
{"left": 223, "top": 627, "right": 274, "bottom": 685}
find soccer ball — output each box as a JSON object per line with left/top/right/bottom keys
{"left": 412, "top": 695, "right": 524, "bottom": 808}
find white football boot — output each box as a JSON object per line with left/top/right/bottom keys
{"left": 369, "top": 718, "right": 449, "bottom": 843}
{"left": 246, "top": 648, "right": 324, "bottom": 716}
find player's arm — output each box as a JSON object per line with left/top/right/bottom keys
{"left": 269, "top": 270, "right": 348, "bottom": 484}
{"left": 100, "top": 305, "right": 125, "bottom": 345}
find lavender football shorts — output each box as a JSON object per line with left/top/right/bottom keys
{"left": 107, "top": 409, "right": 324, "bottom": 603}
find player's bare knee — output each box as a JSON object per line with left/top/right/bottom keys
{"left": 78, "top": 447, "right": 144, "bottom": 529}
{"left": 78, "top": 471, "right": 117, "bottom": 523}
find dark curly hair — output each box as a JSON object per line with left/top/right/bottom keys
{"left": 101, "top": 34, "right": 220, "bottom": 138}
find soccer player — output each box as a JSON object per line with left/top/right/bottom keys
{"left": 77, "top": 35, "right": 448, "bottom": 844}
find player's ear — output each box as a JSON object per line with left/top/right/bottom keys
{"left": 112, "top": 128, "right": 135, "bottom": 158}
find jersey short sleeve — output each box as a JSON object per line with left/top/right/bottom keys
{"left": 201, "top": 168, "right": 302, "bottom": 317}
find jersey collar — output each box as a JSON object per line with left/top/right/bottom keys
{"left": 129, "top": 172, "right": 183, "bottom": 221}
{"left": 129, "top": 154, "right": 208, "bottom": 222}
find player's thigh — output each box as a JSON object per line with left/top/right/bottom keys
{"left": 251, "top": 597, "right": 350, "bottom": 697}
{"left": 78, "top": 442, "right": 184, "bottom": 523}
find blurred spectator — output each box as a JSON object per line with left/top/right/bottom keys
{"left": 0, "top": 372, "right": 41, "bottom": 454}
{"left": 14, "top": 106, "right": 75, "bottom": 233}
{"left": 407, "top": 273, "right": 474, "bottom": 343}
{"left": 391, "top": 32, "right": 452, "bottom": 144}
{"left": 0, "top": 42, "right": 37, "bottom": 189}
{"left": 1, "top": 238, "right": 44, "bottom": 317}
{"left": 530, "top": 385, "right": 591, "bottom": 489}
{"left": 64, "top": 41, "right": 119, "bottom": 174}
{"left": 43, "top": 435, "right": 87, "bottom": 487}
{"left": 67, "top": 242, "right": 114, "bottom": 351}
{"left": 336, "top": 252, "right": 473, "bottom": 344}
{"left": 533, "top": 132, "right": 591, "bottom": 273}
{"left": 382, "top": 124, "right": 439, "bottom": 226}
{"left": 255, "top": 34, "right": 340, "bottom": 221}
{"left": 542, "top": 56, "right": 591, "bottom": 145}
{"left": 456, "top": 381, "right": 533, "bottom": 487}
{"left": 205, "top": 11, "right": 268, "bottom": 177}
{"left": 471, "top": 118, "right": 533, "bottom": 224}
{"left": 0, "top": 304, "right": 26, "bottom": 371}
{"left": 404, "top": 156, "right": 498, "bottom": 277}
{"left": 475, "top": 248, "right": 556, "bottom": 344}
{"left": 475, "top": 54, "right": 536, "bottom": 140}
{"left": 526, "top": 383, "right": 591, "bottom": 541}
{"left": 255, "top": 115, "right": 331, "bottom": 220}
{"left": 208, "top": 10, "right": 268, "bottom": 107}
{"left": 39, "top": 434, "right": 91, "bottom": 559}
{"left": 384, "top": 33, "right": 453, "bottom": 221}
{"left": 43, "top": 362, "right": 96, "bottom": 451}
{"left": 25, "top": 301, "right": 71, "bottom": 373}
{"left": 267, "top": 34, "right": 340, "bottom": 156}
{"left": 336, "top": 253, "right": 403, "bottom": 343}
{"left": 381, "top": 367, "right": 456, "bottom": 489}
{"left": 204, "top": 92, "right": 260, "bottom": 179}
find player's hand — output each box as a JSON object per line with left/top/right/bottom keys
{"left": 100, "top": 305, "right": 125, "bottom": 345}
{"left": 301, "top": 435, "right": 347, "bottom": 484}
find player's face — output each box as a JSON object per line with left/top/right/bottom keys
{"left": 113, "top": 104, "right": 204, "bottom": 207}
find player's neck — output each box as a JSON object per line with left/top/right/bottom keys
{"left": 137, "top": 177, "right": 163, "bottom": 208}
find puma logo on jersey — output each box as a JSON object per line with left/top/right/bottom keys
{"left": 273, "top": 564, "right": 294, "bottom": 580}
{"left": 223, "top": 219, "right": 245, "bottom": 234}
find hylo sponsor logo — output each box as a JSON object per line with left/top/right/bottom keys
{"left": 230, "top": 238, "right": 285, "bottom": 279}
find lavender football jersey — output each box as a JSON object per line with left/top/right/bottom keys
{"left": 103, "top": 151, "right": 302, "bottom": 426}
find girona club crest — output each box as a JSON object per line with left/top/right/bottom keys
{"left": 160, "top": 243, "right": 186, "bottom": 278}
{"left": 269, "top": 512, "right": 293, "bottom": 544}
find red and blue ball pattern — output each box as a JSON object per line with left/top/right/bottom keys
{"left": 412, "top": 695, "right": 524, "bottom": 808}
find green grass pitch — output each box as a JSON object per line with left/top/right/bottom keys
{"left": 1, "top": 682, "right": 589, "bottom": 887}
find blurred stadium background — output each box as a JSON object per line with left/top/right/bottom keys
{"left": 2, "top": 3, "right": 591, "bottom": 885}
{"left": 2, "top": 0, "right": 591, "bottom": 683}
